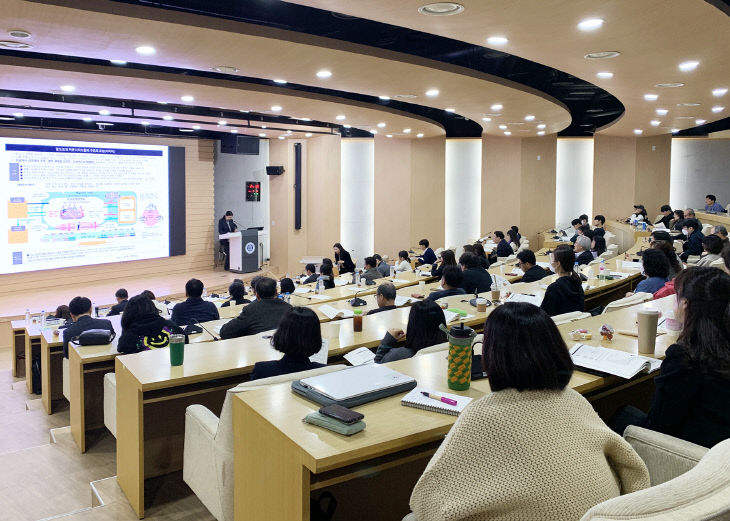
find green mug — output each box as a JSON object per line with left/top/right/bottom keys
{"left": 169, "top": 334, "right": 185, "bottom": 366}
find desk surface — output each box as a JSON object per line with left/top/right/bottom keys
{"left": 695, "top": 210, "right": 730, "bottom": 227}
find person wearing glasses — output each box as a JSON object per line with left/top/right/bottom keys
{"left": 516, "top": 250, "right": 548, "bottom": 283}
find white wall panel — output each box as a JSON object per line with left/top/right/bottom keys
{"left": 556, "top": 138, "right": 593, "bottom": 228}
{"left": 340, "top": 139, "right": 374, "bottom": 265}
{"left": 445, "top": 140, "right": 481, "bottom": 250}
{"left": 670, "top": 138, "right": 730, "bottom": 211}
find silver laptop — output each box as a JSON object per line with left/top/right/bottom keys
{"left": 299, "top": 364, "right": 416, "bottom": 401}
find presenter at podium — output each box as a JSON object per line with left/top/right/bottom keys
{"left": 218, "top": 211, "right": 238, "bottom": 271}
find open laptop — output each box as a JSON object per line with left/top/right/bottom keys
{"left": 299, "top": 364, "right": 416, "bottom": 401}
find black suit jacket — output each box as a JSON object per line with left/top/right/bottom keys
{"left": 575, "top": 250, "right": 594, "bottom": 266}
{"left": 170, "top": 297, "right": 220, "bottom": 326}
{"left": 302, "top": 273, "right": 318, "bottom": 284}
{"left": 62, "top": 315, "right": 115, "bottom": 358}
{"left": 218, "top": 217, "right": 237, "bottom": 237}
{"left": 107, "top": 299, "right": 128, "bottom": 316}
{"left": 521, "top": 265, "right": 548, "bottom": 283}
{"left": 459, "top": 268, "right": 492, "bottom": 294}
{"left": 250, "top": 355, "right": 325, "bottom": 382}
{"left": 219, "top": 298, "right": 292, "bottom": 339}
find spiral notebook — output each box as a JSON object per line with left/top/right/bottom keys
{"left": 401, "top": 387, "right": 473, "bottom": 416}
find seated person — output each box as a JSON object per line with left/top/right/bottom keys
{"left": 361, "top": 256, "right": 383, "bottom": 282}
{"left": 280, "top": 277, "right": 295, "bottom": 294}
{"left": 117, "top": 294, "right": 184, "bottom": 354}
{"left": 367, "top": 282, "right": 397, "bottom": 315}
{"left": 655, "top": 204, "right": 673, "bottom": 227}
{"left": 714, "top": 225, "right": 729, "bottom": 248}
{"left": 568, "top": 218, "right": 581, "bottom": 243}
{"left": 696, "top": 234, "right": 723, "bottom": 266}
{"left": 171, "top": 278, "right": 220, "bottom": 326}
{"left": 591, "top": 236, "right": 607, "bottom": 258}
{"left": 412, "top": 265, "right": 466, "bottom": 301}
{"left": 577, "top": 224, "right": 593, "bottom": 241}
{"left": 318, "top": 264, "right": 335, "bottom": 290}
{"left": 333, "top": 243, "right": 355, "bottom": 273}
{"left": 540, "top": 245, "right": 585, "bottom": 316}
{"left": 321, "top": 257, "right": 333, "bottom": 268}
{"left": 628, "top": 204, "right": 647, "bottom": 224}
{"left": 301, "top": 264, "right": 318, "bottom": 284}
{"left": 649, "top": 229, "right": 673, "bottom": 243}
{"left": 592, "top": 227, "right": 606, "bottom": 238}
{"left": 685, "top": 207, "right": 701, "bottom": 226}
{"left": 374, "top": 300, "right": 447, "bottom": 363}
{"left": 409, "top": 303, "right": 649, "bottom": 521}
{"left": 395, "top": 250, "right": 412, "bottom": 272}
{"left": 573, "top": 235, "right": 594, "bottom": 265}
{"left": 724, "top": 246, "right": 730, "bottom": 275}
{"left": 670, "top": 209, "right": 685, "bottom": 231}
{"left": 611, "top": 267, "right": 730, "bottom": 448}
{"left": 141, "top": 289, "right": 169, "bottom": 316}
{"left": 373, "top": 254, "right": 391, "bottom": 277}
{"left": 221, "top": 281, "right": 250, "bottom": 307}
{"left": 53, "top": 304, "right": 72, "bottom": 322}
{"left": 652, "top": 240, "right": 683, "bottom": 279}
{"left": 578, "top": 213, "right": 589, "bottom": 225}
{"left": 107, "top": 288, "right": 128, "bottom": 316}
{"left": 219, "top": 277, "right": 291, "bottom": 339}
{"left": 506, "top": 229, "right": 520, "bottom": 252}
{"left": 249, "top": 307, "right": 325, "bottom": 381}
{"left": 679, "top": 218, "right": 705, "bottom": 262}
{"left": 430, "top": 249, "right": 457, "bottom": 279}
{"left": 62, "top": 296, "right": 115, "bottom": 358}
{"left": 704, "top": 193, "right": 726, "bottom": 213}
{"left": 493, "top": 231, "right": 513, "bottom": 258}
{"left": 417, "top": 239, "right": 437, "bottom": 265}
{"left": 458, "top": 253, "right": 492, "bottom": 294}
{"left": 510, "top": 225, "right": 522, "bottom": 242}
{"left": 516, "top": 250, "right": 547, "bottom": 283}
{"left": 472, "top": 242, "right": 490, "bottom": 269}
{"left": 593, "top": 214, "right": 605, "bottom": 229}
{"left": 630, "top": 249, "right": 670, "bottom": 295}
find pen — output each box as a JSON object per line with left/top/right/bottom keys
{"left": 421, "top": 391, "right": 458, "bottom": 406}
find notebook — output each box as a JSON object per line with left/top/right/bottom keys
{"left": 318, "top": 304, "right": 354, "bottom": 319}
{"left": 444, "top": 309, "right": 474, "bottom": 323}
{"left": 401, "top": 387, "right": 473, "bottom": 416}
{"left": 343, "top": 347, "right": 376, "bottom": 366}
{"left": 395, "top": 295, "right": 421, "bottom": 306}
{"left": 570, "top": 343, "right": 662, "bottom": 379}
{"left": 293, "top": 287, "right": 312, "bottom": 294}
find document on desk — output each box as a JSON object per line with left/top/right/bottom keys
{"left": 308, "top": 294, "right": 331, "bottom": 300}
{"left": 609, "top": 272, "right": 629, "bottom": 279}
{"left": 621, "top": 261, "right": 643, "bottom": 270}
{"left": 293, "top": 286, "right": 312, "bottom": 294}
{"left": 334, "top": 278, "right": 349, "bottom": 287}
{"left": 391, "top": 278, "right": 410, "bottom": 284}
{"left": 343, "top": 347, "right": 376, "bottom": 366}
{"left": 395, "top": 295, "right": 421, "bottom": 306}
{"left": 505, "top": 293, "right": 542, "bottom": 306}
{"left": 569, "top": 343, "right": 662, "bottom": 379}
{"left": 309, "top": 339, "right": 330, "bottom": 365}
{"left": 444, "top": 310, "right": 474, "bottom": 323}
{"left": 318, "top": 304, "right": 354, "bottom": 320}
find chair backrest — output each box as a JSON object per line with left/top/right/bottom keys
{"left": 516, "top": 242, "right": 530, "bottom": 253}
{"left": 580, "top": 437, "right": 730, "bottom": 521}
{"left": 710, "top": 257, "right": 725, "bottom": 268}
{"left": 607, "top": 243, "right": 618, "bottom": 251}
{"left": 600, "top": 250, "right": 617, "bottom": 260}
{"left": 415, "top": 342, "right": 449, "bottom": 356}
{"left": 218, "top": 303, "right": 244, "bottom": 319}
{"left": 510, "top": 242, "right": 518, "bottom": 252}
{"left": 519, "top": 237, "right": 529, "bottom": 246}
{"left": 602, "top": 292, "right": 653, "bottom": 314}
{"left": 701, "top": 223, "right": 714, "bottom": 236}
{"left": 551, "top": 311, "right": 591, "bottom": 325}
{"left": 673, "top": 240, "right": 684, "bottom": 254}
{"left": 686, "top": 255, "right": 701, "bottom": 266}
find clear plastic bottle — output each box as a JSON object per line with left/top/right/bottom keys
{"left": 40, "top": 309, "right": 46, "bottom": 328}
{"left": 599, "top": 258, "right": 606, "bottom": 279}
{"left": 25, "top": 308, "right": 30, "bottom": 326}
{"left": 355, "top": 271, "right": 361, "bottom": 286}
{"left": 285, "top": 292, "right": 291, "bottom": 304}
{"left": 202, "top": 286, "right": 208, "bottom": 298}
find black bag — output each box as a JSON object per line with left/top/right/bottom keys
{"left": 31, "top": 358, "right": 42, "bottom": 395}
{"left": 71, "top": 329, "right": 116, "bottom": 346}
{"left": 310, "top": 491, "right": 337, "bottom": 521}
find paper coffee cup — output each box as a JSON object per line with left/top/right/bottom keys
{"left": 476, "top": 298, "right": 487, "bottom": 312}
{"left": 637, "top": 310, "right": 659, "bottom": 355}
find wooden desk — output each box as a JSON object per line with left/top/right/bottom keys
{"left": 694, "top": 210, "right": 730, "bottom": 229}
{"left": 232, "top": 296, "right": 677, "bottom": 521}
{"left": 606, "top": 221, "right": 651, "bottom": 252}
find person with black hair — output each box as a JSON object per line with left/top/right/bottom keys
{"left": 373, "top": 254, "right": 391, "bottom": 277}
{"left": 679, "top": 218, "right": 705, "bottom": 262}
{"left": 361, "top": 256, "right": 383, "bottom": 282}
{"left": 62, "top": 296, "right": 115, "bottom": 358}
{"left": 591, "top": 236, "right": 607, "bottom": 258}
{"left": 577, "top": 224, "right": 593, "bottom": 241}
{"left": 704, "top": 194, "right": 726, "bottom": 213}
{"left": 569, "top": 219, "right": 581, "bottom": 243}
{"left": 493, "top": 231, "right": 513, "bottom": 258}
{"left": 592, "top": 227, "right": 605, "bottom": 238}
{"left": 302, "top": 263, "right": 318, "bottom": 284}
{"left": 54, "top": 305, "right": 72, "bottom": 322}
{"left": 471, "top": 243, "right": 490, "bottom": 270}
{"left": 249, "top": 307, "right": 326, "bottom": 381}
{"left": 318, "top": 264, "right": 335, "bottom": 290}
{"left": 171, "top": 278, "right": 220, "bottom": 326}
{"left": 221, "top": 281, "right": 250, "bottom": 307}
{"left": 459, "top": 253, "right": 492, "bottom": 293}
{"left": 107, "top": 288, "right": 128, "bottom": 316}
{"left": 506, "top": 229, "right": 520, "bottom": 252}
{"left": 632, "top": 249, "right": 670, "bottom": 294}
{"left": 651, "top": 240, "right": 682, "bottom": 280}
{"left": 425, "top": 265, "right": 466, "bottom": 301}
{"left": 141, "top": 289, "right": 168, "bottom": 316}
{"left": 280, "top": 277, "right": 296, "bottom": 294}
{"left": 593, "top": 214, "right": 606, "bottom": 228}
{"left": 540, "top": 245, "right": 584, "bottom": 316}
{"left": 628, "top": 204, "right": 647, "bottom": 224}
{"left": 670, "top": 209, "right": 685, "bottom": 231}
{"left": 578, "top": 214, "right": 589, "bottom": 225}
{"left": 367, "top": 282, "right": 397, "bottom": 315}
{"left": 431, "top": 249, "right": 457, "bottom": 279}
{"left": 409, "top": 303, "right": 649, "bottom": 521}
{"left": 218, "top": 210, "right": 238, "bottom": 270}
{"left": 510, "top": 225, "right": 521, "bottom": 242}
{"left": 333, "top": 243, "right": 355, "bottom": 273}
{"left": 395, "top": 250, "right": 412, "bottom": 272}
{"left": 516, "top": 250, "right": 547, "bottom": 283}
{"left": 117, "top": 294, "right": 184, "bottom": 354}
{"left": 696, "top": 234, "right": 724, "bottom": 266}
{"left": 219, "top": 277, "right": 291, "bottom": 339}
{"left": 374, "top": 300, "right": 447, "bottom": 363}
{"left": 611, "top": 267, "right": 730, "bottom": 448}
{"left": 655, "top": 205, "right": 673, "bottom": 227}
{"left": 321, "top": 257, "right": 333, "bottom": 267}
{"left": 417, "top": 239, "right": 437, "bottom": 265}
{"left": 649, "top": 229, "right": 673, "bottom": 243}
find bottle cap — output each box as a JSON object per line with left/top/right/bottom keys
{"left": 354, "top": 309, "right": 362, "bottom": 315}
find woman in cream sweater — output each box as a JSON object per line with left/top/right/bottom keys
{"left": 407, "top": 302, "right": 650, "bottom": 521}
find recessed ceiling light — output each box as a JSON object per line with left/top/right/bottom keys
{"left": 192, "top": 125, "right": 200, "bottom": 130}
{"left": 445, "top": 108, "right": 455, "bottom": 113}
{"left": 656, "top": 108, "right": 668, "bottom": 116}
{"left": 695, "top": 119, "right": 706, "bottom": 125}
{"left": 418, "top": 3, "right": 465, "bottom": 16}
{"left": 218, "top": 120, "right": 227, "bottom": 125}
{"left": 278, "top": 136, "right": 285, "bottom": 140}
{"left": 386, "top": 134, "right": 393, "bottom": 138}
{"left": 491, "top": 103, "right": 503, "bottom": 111}
{"left": 180, "top": 129, "right": 194, "bottom": 132}
{"left": 99, "top": 109, "right": 110, "bottom": 115}
{"left": 524, "top": 115, "right": 535, "bottom": 121}
{"left": 377, "top": 122, "right": 386, "bottom": 127}
{"left": 12, "top": 112, "right": 23, "bottom": 117}
{"left": 211, "top": 65, "right": 239, "bottom": 73}
{"left": 584, "top": 51, "right": 620, "bottom": 60}
{"left": 504, "top": 131, "right": 512, "bottom": 136}
{"left": 403, "top": 128, "right": 411, "bottom": 133}
{"left": 316, "top": 70, "right": 332, "bottom": 79}
{"left": 8, "top": 30, "right": 32, "bottom": 39}
{"left": 650, "top": 120, "right": 661, "bottom": 126}
{"left": 487, "top": 36, "right": 508, "bottom": 45}
{"left": 394, "top": 94, "right": 418, "bottom": 99}
{"left": 425, "top": 88, "right": 439, "bottom": 97}
{"left": 305, "top": 133, "right": 313, "bottom": 137}
{"left": 537, "top": 123, "right": 546, "bottom": 129}
{"left": 370, "top": 129, "right": 378, "bottom": 134}
{"left": 672, "top": 129, "right": 680, "bottom": 134}
{"left": 336, "top": 114, "right": 346, "bottom": 120}
{"left": 655, "top": 82, "right": 684, "bottom": 88}
{"left": 676, "top": 116, "right": 696, "bottom": 119}
{"left": 537, "top": 131, "right": 545, "bottom": 136}
{"left": 482, "top": 117, "right": 491, "bottom": 122}
{"left": 240, "top": 110, "right": 249, "bottom": 113}
{"left": 712, "top": 106, "right": 725, "bottom": 113}
{"left": 633, "top": 129, "right": 643, "bottom": 135}
{"left": 644, "top": 94, "right": 658, "bottom": 101}
{"left": 135, "top": 45, "right": 156, "bottom": 55}
{"left": 499, "top": 124, "right": 507, "bottom": 129}
{"left": 230, "top": 129, "right": 238, "bottom": 133}
{"left": 0, "top": 116, "right": 14, "bottom": 120}
{"left": 157, "top": 101, "right": 168, "bottom": 105}
{"left": 82, "top": 117, "right": 93, "bottom": 122}
{"left": 60, "top": 85, "right": 75, "bottom": 92}
{"left": 273, "top": 79, "right": 287, "bottom": 84}
{"left": 378, "top": 95, "right": 390, "bottom": 100}
{"left": 110, "top": 59, "right": 127, "bottom": 65}
{"left": 181, "top": 95, "right": 194, "bottom": 102}
{"left": 677, "top": 102, "right": 701, "bottom": 107}
{"left": 299, "top": 117, "right": 311, "bottom": 121}
{"left": 678, "top": 60, "right": 699, "bottom": 72}
{"left": 343, "top": 124, "right": 351, "bottom": 128}
{"left": 0, "top": 41, "right": 33, "bottom": 49}
{"left": 271, "top": 105, "right": 282, "bottom": 112}
{"left": 163, "top": 115, "right": 173, "bottom": 120}
{"left": 596, "top": 72, "right": 613, "bottom": 79}
{"left": 712, "top": 88, "right": 728, "bottom": 97}
{"left": 577, "top": 18, "right": 604, "bottom": 31}
{"left": 141, "top": 121, "right": 150, "bottom": 126}
{"left": 259, "top": 133, "right": 267, "bottom": 137}
{"left": 416, "top": 133, "right": 424, "bottom": 138}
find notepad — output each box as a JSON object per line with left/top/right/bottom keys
{"left": 343, "top": 347, "right": 376, "bottom": 366}
{"left": 444, "top": 309, "right": 474, "bottom": 323}
{"left": 391, "top": 278, "right": 409, "bottom": 284}
{"left": 621, "top": 261, "right": 643, "bottom": 270}
{"left": 570, "top": 343, "right": 662, "bottom": 379}
{"left": 505, "top": 293, "right": 542, "bottom": 306}
{"left": 293, "top": 286, "right": 312, "bottom": 294}
{"left": 537, "top": 262, "right": 552, "bottom": 269}
{"left": 334, "top": 278, "right": 349, "bottom": 287}
{"left": 395, "top": 295, "right": 421, "bottom": 306}
{"left": 417, "top": 271, "right": 432, "bottom": 276}
{"left": 319, "top": 304, "right": 354, "bottom": 320}
{"left": 401, "top": 387, "right": 473, "bottom": 416}
{"left": 308, "top": 293, "right": 331, "bottom": 300}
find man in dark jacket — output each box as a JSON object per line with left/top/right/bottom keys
{"left": 62, "top": 296, "right": 115, "bottom": 358}
{"left": 171, "top": 278, "right": 220, "bottom": 326}
{"left": 367, "top": 282, "right": 397, "bottom": 315}
{"left": 426, "top": 266, "right": 467, "bottom": 301}
{"left": 516, "top": 250, "right": 548, "bottom": 283}
{"left": 493, "top": 231, "right": 513, "bottom": 258}
{"left": 220, "top": 277, "right": 291, "bottom": 339}
{"left": 218, "top": 211, "right": 237, "bottom": 271}
{"left": 107, "top": 288, "right": 128, "bottom": 316}
{"left": 417, "top": 239, "right": 437, "bottom": 266}
{"left": 458, "top": 253, "right": 492, "bottom": 294}
{"left": 679, "top": 218, "right": 705, "bottom": 262}
{"left": 654, "top": 205, "right": 674, "bottom": 228}
{"left": 573, "top": 236, "right": 594, "bottom": 266}
{"left": 302, "top": 264, "right": 318, "bottom": 284}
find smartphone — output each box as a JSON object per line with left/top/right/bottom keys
{"left": 318, "top": 404, "right": 364, "bottom": 425}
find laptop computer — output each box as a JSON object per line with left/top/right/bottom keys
{"left": 299, "top": 364, "right": 416, "bottom": 401}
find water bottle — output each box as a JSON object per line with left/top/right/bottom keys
{"left": 202, "top": 286, "right": 208, "bottom": 298}
{"left": 355, "top": 271, "right": 361, "bottom": 287}
{"left": 40, "top": 309, "right": 46, "bottom": 328}
{"left": 285, "top": 292, "right": 290, "bottom": 304}
{"left": 315, "top": 278, "right": 322, "bottom": 294}
{"left": 599, "top": 258, "right": 606, "bottom": 279}
{"left": 390, "top": 265, "right": 396, "bottom": 278}
{"left": 25, "top": 308, "right": 30, "bottom": 326}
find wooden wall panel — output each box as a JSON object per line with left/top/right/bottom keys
{"left": 520, "top": 136, "right": 557, "bottom": 245}
{"left": 267, "top": 139, "right": 291, "bottom": 275}
{"left": 635, "top": 134, "right": 672, "bottom": 218}
{"left": 306, "top": 135, "right": 341, "bottom": 260}
{"left": 374, "top": 136, "right": 412, "bottom": 256}
{"left": 0, "top": 129, "right": 215, "bottom": 296}
{"left": 593, "top": 135, "right": 637, "bottom": 222}
{"left": 482, "top": 135, "right": 522, "bottom": 237}
{"left": 410, "top": 136, "right": 445, "bottom": 249}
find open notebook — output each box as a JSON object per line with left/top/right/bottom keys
{"left": 570, "top": 343, "right": 662, "bottom": 379}
{"left": 401, "top": 387, "right": 473, "bottom": 416}
{"left": 318, "top": 304, "right": 354, "bottom": 320}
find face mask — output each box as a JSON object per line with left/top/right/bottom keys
{"left": 682, "top": 228, "right": 688, "bottom": 236}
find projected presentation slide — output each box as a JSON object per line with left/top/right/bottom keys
{"left": 1, "top": 137, "right": 170, "bottom": 274}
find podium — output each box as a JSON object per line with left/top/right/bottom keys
{"left": 219, "top": 230, "right": 259, "bottom": 273}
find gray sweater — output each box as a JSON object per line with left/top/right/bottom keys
{"left": 374, "top": 332, "right": 416, "bottom": 363}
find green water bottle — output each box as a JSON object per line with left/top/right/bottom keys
{"left": 169, "top": 334, "right": 185, "bottom": 366}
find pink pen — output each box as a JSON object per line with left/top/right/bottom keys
{"left": 421, "top": 391, "right": 458, "bottom": 406}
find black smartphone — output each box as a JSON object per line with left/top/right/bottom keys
{"left": 319, "top": 404, "right": 364, "bottom": 425}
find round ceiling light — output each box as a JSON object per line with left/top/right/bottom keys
{"left": 416, "top": 133, "right": 424, "bottom": 138}
{"left": 271, "top": 105, "right": 282, "bottom": 112}
{"left": 633, "top": 129, "right": 643, "bottom": 135}
{"left": 425, "top": 88, "right": 440, "bottom": 97}
{"left": 487, "top": 36, "right": 508, "bottom": 45}
{"left": 316, "top": 70, "right": 332, "bottom": 79}
{"left": 8, "top": 30, "right": 32, "bottom": 39}
{"left": 181, "top": 95, "right": 194, "bottom": 102}
{"left": 655, "top": 82, "right": 684, "bottom": 88}
{"left": 596, "top": 72, "right": 614, "bottom": 79}
{"left": 577, "top": 18, "right": 604, "bottom": 31}
{"left": 537, "top": 131, "right": 545, "bottom": 136}
{"left": 99, "top": 109, "right": 110, "bottom": 116}
{"left": 305, "top": 133, "right": 313, "bottom": 137}
{"left": 678, "top": 60, "right": 699, "bottom": 72}
{"left": 0, "top": 40, "right": 33, "bottom": 49}
{"left": 584, "top": 51, "right": 620, "bottom": 60}
{"left": 60, "top": 85, "right": 76, "bottom": 93}
{"left": 712, "top": 88, "right": 728, "bottom": 97}
{"left": 135, "top": 45, "right": 156, "bottom": 55}
{"left": 418, "top": 3, "right": 465, "bottom": 16}
{"left": 259, "top": 133, "right": 267, "bottom": 137}
{"left": 163, "top": 115, "right": 174, "bottom": 121}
